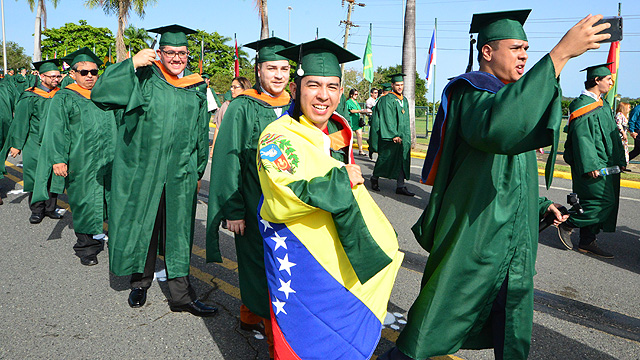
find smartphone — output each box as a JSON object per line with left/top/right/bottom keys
{"left": 594, "top": 16, "right": 623, "bottom": 43}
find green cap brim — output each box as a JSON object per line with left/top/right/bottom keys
{"left": 276, "top": 38, "right": 359, "bottom": 79}
{"left": 62, "top": 47, "right": 103, "bottom": 67}
{"left": 581, "top": 62, "right": 613, "bottom": 80}
{"left": 471, "top": 9, "right": 531, "bottom": 49}
{"left": 148, "top": 24, "right": 197, "bottom": 47}
{"left": 244, "top": 37, "right": 294, "bottom": 63}
{"left": 32, "top": 59, "right": 61, "bottom": 73}
{"left": 381, "top": 82, "right": 392, "bottom": 91}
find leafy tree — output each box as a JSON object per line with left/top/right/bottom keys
{"left": 374, "top": 64, "right": 427, "bottom": 107}
{"left": 21, "top": 0, "right": 60, "bottom": 62}
{"left": 123, "top": 24, "right": 152, "bottom": 54}
{"left": 186, "top": 30, "right": 251, "bottom": 93}
{"left": 0, "top": 41, "right": 32, "bottom": 70}
{"left": 41, "top": 20, "right": 114, "bottom": 62}
{"left": 84, "top": 0, "right": 157, "bottom": 62}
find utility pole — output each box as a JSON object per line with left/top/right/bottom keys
{"left": 340, "top": 0, "right": 365, "bottom": 77}
{"left": 1, "top": 0, "right": 6, "bottom": 75}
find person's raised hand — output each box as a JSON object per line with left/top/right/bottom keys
{"left": 132, "top": 49, "right": 157, "bottom": 69}
{"left": 550, "top": 14, "right": 611, "bottom": 76}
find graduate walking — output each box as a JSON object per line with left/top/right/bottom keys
{"left": 91, "top": 25, "right": 216, "bottom": 316}
{"left": 557, "top": 64, "right": 627, "bottom": 258}
{"left": 381, "top": 10, "right": 610, "bottom": 360}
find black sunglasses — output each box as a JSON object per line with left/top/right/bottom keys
{"left": 77, "top": 69, "right": 99, "bottom": 76}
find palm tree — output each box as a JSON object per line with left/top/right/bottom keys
{"left": 23, "top": 0, "right": 60, "bottom": 62}
{"left": 253, "top": 0, "right": 269, "bottom": 39}
{"left": 402, "top": 0, "right": 416, "bottom": 146}
{"left": 84, "top": 0, "right": 157, "bottom": 62}
{"left": 124, "top": 24, "right": 152, "bottom": 53}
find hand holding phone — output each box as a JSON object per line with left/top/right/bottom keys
{"left": 594, "top": 16, "right": 623, "bottom": 43}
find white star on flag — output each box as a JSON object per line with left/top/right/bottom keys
{"left": 277, "top": 254, "right": 296, "bottom": 276}
{"left": 271, "top": 232, "right": 288, "bottom": 251}
{"left": 278, "top": 278, "right": 296, "bottom": 299}
{"left": 260, "top": 219, "right": 273, "bottom": 232}
{"left": 272, "top": 298, "right": 287, "bottom": 315}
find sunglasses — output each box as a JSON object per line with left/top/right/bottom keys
{"left": 77, "top": 69, "right": 99, "bottom": 76}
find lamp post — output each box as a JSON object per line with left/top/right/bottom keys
{"left": 287, "top": 6, "right": 292, "bottom": 41}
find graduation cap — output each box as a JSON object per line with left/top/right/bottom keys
{"left": 148, "top": 24, "right": 196, "bottom": 48}
{"left": 470, "top": 9, "right": 531, "bottom": 50}
{"left": 580, "top": 63, "right": 613, "bottom": 80}
{"left": 276, "top": 38, "right": 359, "bottom": 78}
{"left": 381, "top": 82, "right": 392, "bottom": 91}
{"left": 62, "top": 47, "right": 104, "bottom": 68}
{"left": 388, "top": 73, "right": 406, "bottom": 83}
{"left": 32, "top": 59, "right": 61, "bottom": 73}
{"left": 201, "top": 74, "right": 210, "bottom": 79}
{"left": 244, "top": 37, "right": 294, "bottom": 64}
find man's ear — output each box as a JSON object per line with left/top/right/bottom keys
{"left": 481, "top": 43, "right": 493, "bottom": 63}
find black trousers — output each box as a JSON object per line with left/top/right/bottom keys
{"left": 28, "top": 192, "right": 57, "bottom": 215}
{"left": 73, "top": 232, "right": 104, "bottom": 258}
{"left": 130, "top": 190, "right": 196, "bottom": 306}
{"left": 628, "top": 143, "right": 640, "bottom": 161}
{"left": 490, "top": 276, "right": 508, "bottom": 360}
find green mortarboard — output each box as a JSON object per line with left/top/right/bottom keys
{"left": 470, "top": 9, "right": 531, "bottom": 50}
{"left": 148, "top": 24, "right": 197, "bottom": 47}
{"left": 244, "top": 37, "right": 294, "bottom": 63}
{"left": 201, "top": 74, "right": 210, "bottom": 79}
{"left": 277, "top": 38, "right": 359, "bottom": 79}
{"left": 381, "top": 82, "right": 392, "bottom": 91}
{"left": 62, "top": 47, "right": 104, "bottom": 67}
{"left": 32, "top": 59, "right": 61, "bottom": 73}
{"left": 18, "top": 67, "right": 26, "bottom": 71}
{"left": 388, "top": 73, "right": 406, "bottom": 83}
{"left": 580, "top": 63, "right": 613, "bottom": 80}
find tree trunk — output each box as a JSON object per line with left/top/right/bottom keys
{"left": 115, "top": 0, "right": 128, "bottom": 62}
{"left": 402, "top": 0, "right": 417, "bottom": 147}
{"left": 260, "top": 0, "right": 269, "bottom": 40}
{"left": 33, "top": 0, "right": 43, "bottom": 62}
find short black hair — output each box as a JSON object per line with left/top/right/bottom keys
{"left": 371, "top": 88, "right": 378, "bottom": 94}
{"left": 584, "top": 76, "right": 605, "bottom": 90}
{"left": 349, "top": 88, "right": 357, "bottom": 97}
{"left": 477, "top": 40, "right": 500, "bottom": 64}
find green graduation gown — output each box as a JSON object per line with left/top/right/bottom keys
{"left": 91, "top": 59, "right": 209, "bottom": 279}
{"left": 336, "top": 93, "right": 350, "bottom": 120}
{"left": 3, "top": 86, "right": 64, "bottom": 192}
{"left": 372, "top": 92, "right": 411, "bottom": 180}
{"left": 32, "top": 84, "right": 116, "bottom": 234}
{"left": 59, "top": 76, "right": 75, "bottom": 90}
{"left": 0, "top": 83, "right": 17, "bottom": 178}
{"left": 207, "top": 88, "right": 291, "bottom": 319}
{"left": 367, "top": 94, "right": 387, "bottom": 154}
{"left": 563, "top": 95, "right": 626, "bottom": 233}
{"left": 398, "top": 55, "right": 562, "bottom": 360}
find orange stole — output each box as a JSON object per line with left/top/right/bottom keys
{"left": 64, "top": 83, "right": 92, "bottom": 99}
{"left": 240, "top": 88, "right": 291, "bottom": 107}
{"left": 152, "top": 60, "right": 205, "bottom": 88}
{"left": 568, "top": 99, "right": 603, "bottom": 124}
{"left": 29, "top": 86, "right": 59, "bottom": 99}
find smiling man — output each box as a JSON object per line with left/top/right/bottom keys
{"left": 91, "top": 25, "right": 215, "bottom": 316}
{"left": 256, "top": 38, "right": 403, "bottom": 360}
{"left": 207, "top": 37, "right": 293, "bottom": 356}
{"left": 32, "top": 48, "right": 116, "bottom": 267}
{"left": 381, "top": 10, "right": 611, "bottom": 360}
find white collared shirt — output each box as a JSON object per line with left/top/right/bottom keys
{"left": 581, "top": 89, "right": 601, "bottom": 101}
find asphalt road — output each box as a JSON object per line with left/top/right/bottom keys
{"left": 1, "top": 152, "right": 639, "bottom": 360}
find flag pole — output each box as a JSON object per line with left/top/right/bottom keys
{"left": 368, "top": 23, "right": 372, "bottom": 95}
{"left": 1, "top": 0, "right": 7, "bottom": 75}
{"left": 431, "top": 18, "right": 437, "bottom": 135}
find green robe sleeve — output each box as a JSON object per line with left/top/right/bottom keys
{"left": 538, "top": 196, "right": 553, "bottom": 219}
{"left": 196, "top": 94, "right": 209, "bottom": 179}
{"left": 6, "top": 94, "right": 34, "bottom": 151}
{"left": 378, "top": 96, "right": 400, "bottom": 141}
{"left": 458, "top": 54, "right": 561, "bottom": 156}
{"left": 91, "top": 58, "right": 147, "bottom": 131}
{"left": 567, "top": 113, "right": 605, "bottom": 175}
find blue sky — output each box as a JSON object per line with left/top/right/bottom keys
{"left": 2, "top": 0, "right": 638, "bottom": 98}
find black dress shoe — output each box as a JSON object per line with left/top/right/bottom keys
{"left": 128, "top": 287, "right": 147, "bottom": 308}
{"left": 395, "top": 186, "right": 415, "bottom": 196}
{"left": 371, "top": 177, "right": 380, "bottom": 191}
{"left": 44, "top": 210, "right": 63, "bottom": 219}
{"left": 80, "top": 255, "right": 98, "bottom": 266}
{"left": 29, "top": 213, "right": 44, "bottom": 224}
{"left": 578, "top": 241, "right": 614, "bottom": 259}
{"left": 170, "top": 300, "right": 218, "bottom": 317}
{"left": 0, "top": 196, "right": 4, "bottom": 205}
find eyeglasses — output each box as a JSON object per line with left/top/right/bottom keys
{"left": 77, "top": 69, "right": 99, "bottom": 76}
{"left": 161, "top": 50, "right": 189, "bottom": 59}
{"left": 230, "top": 85, "right": 243, "bottom": 90}
{"left": 42, "top": 74, "right": 62, "bottom": 79}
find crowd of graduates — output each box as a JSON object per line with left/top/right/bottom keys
{"left": 0, "top": 8, "right": 632, "bottom": 360}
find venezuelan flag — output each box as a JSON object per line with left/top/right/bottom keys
{"left": 257, "top": 115, "right": 403, "bottom": 360}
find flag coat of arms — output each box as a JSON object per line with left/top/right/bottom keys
{"left": 257, "top": 114, "right": 404, "bottom": 360}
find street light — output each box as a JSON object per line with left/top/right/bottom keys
{"left": 287, "top": 6, "right": 292, "bottom": 42}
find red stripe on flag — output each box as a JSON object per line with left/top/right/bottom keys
{"left": 270, "top": 303, "right": 302, "bottom": 360}
{"left": 606, "top": 41, "right": 619, "bottom": 74}
{"left": 234, "top": 40, "right": 240, "bottom": 77}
